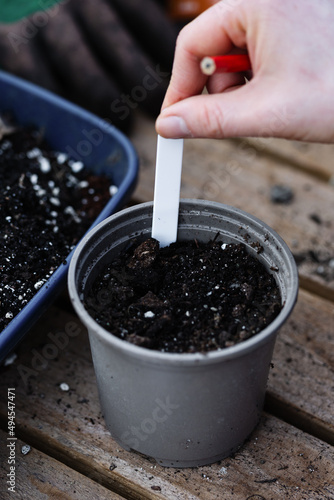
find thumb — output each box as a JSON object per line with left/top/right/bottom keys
{"left": 156, "top": 81, "right": 296, "bottom": 140}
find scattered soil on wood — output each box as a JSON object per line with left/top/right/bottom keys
{"left": 0, "top": 123, "right": 114, "bottom": 332}
{"left": 84, "top": 237, "right": 282, "bottom": 353}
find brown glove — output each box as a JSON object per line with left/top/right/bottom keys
{"left": 0, "top": 0, "right": 178, "bottom": 132}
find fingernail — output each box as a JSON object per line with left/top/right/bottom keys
{"left": 156, "top": 115, "right": 192, "bottom": 138}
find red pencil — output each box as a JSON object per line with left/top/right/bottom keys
{"left": 200, "top": 55, "right": 251, "bottom": 75}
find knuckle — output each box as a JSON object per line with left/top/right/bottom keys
{"left": 201, "top": 103, "right": 226, "bottom": 138}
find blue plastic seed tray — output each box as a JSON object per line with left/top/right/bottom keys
{"left": 0, "top": 70, "right": 139, "bottom": 362}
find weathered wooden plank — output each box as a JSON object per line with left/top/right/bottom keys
{"left": 0, "top": 430, "right": 125, "bottom": 499}
{"left": 130, "top": 114, "right": 334, "bottom": 300}
{"left": 0, "top": 292, "right": 333, "bottom": 500}
{"left": 267, "top": 288, "right": 334, "bottom": 445}
{"left": 241, "top": 136, "right": 334, "bottom": 181}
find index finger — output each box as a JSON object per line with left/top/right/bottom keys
{"left": 162, "top": 2, "right": 246, "bottom": 109}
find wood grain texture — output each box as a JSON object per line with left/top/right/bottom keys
{"left": 242, "top": 136, "right": 334, "bottom": 181}
{"left": 0, "top": 429, "right": 125, "bottom": 499}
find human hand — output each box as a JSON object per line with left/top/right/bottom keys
{"left": 156, "top": 0, "right": 334, "bottom": 143}
{"left": 0, "top": 0, "right": 178, "bottom": 132}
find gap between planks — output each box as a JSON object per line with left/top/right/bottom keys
{"left": 264, "top": 392, "right": 334, "bottom": 447}
{"left": 231, "top": 137, "right": 334, "bottom": 184}
{"left": 0, "top": 414, "right": 161, "bottom": 500}
{"left": 298, "top": 275, "right": 334, "bottom": 303}
{"left": 0, "top": 430, "right": 125, "bottom": 500}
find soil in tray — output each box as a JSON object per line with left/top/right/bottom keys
{"left": 0, "top": 123, "right": 115, "bottom": 332}
{"left": 84, "top": 237, "right": 283, "bottom": 353}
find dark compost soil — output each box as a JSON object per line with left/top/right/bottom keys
{"left": 84, "top": 237, "right": 283, "bottom": 353}
{"left": 0, "top": 123, "right": 114, "bottom": 332}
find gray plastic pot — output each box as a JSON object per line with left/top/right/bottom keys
{"left": 68, "top": 199, "right": 298, "bottom": 468}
